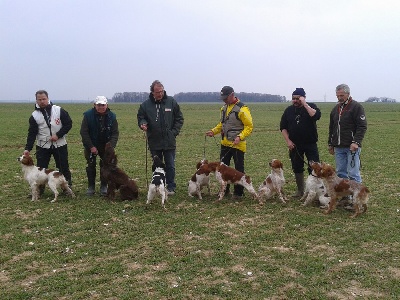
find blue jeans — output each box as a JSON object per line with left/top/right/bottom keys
{"left": 334, "top": 147, "right": 362, "bottom": 183}
{"left": 150, "top": 149, "right": 176, "bottom": 191}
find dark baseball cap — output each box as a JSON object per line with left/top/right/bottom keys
{"left": 220, "top": 86, "right": 234, "bottom": 100}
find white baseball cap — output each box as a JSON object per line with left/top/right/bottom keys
{"left": 95, "top": 96, "right": 108, "bottom": 105}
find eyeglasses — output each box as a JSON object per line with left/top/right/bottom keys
{"left": 292, "top": 97, "right": 301, "bottom": 100}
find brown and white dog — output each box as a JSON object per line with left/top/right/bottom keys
{"left": 101, "top": 143, "right": 139, "bottom": 201}
{"left": 300, "top": 169, "right": 330, "bottom": 208}
{"left": 200, "top": 161, "right": 260, "bottom": 203}
{"left": 310, "top": 161, "right": 369, "bottom": 218}
{"left": 188, "top": 159, "right": 212, "bottom": 200}
{"left": 18, "top": 154, "right": 75, "bottom": 202}
{"left": 258, "top": 159, "right": 287, "bottom": 203}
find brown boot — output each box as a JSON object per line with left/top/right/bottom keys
{"left": 292, "top": 173, "right": 304, "bottom": 198}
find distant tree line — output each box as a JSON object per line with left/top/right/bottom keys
{"left": 365, "top": 96, "right": 396, "bottom": 103}
{"left": 111, "top": 92, "right": 286, "bottom": 103}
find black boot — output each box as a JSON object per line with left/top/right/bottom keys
{"left": 86, "top": 166, "right": 96, "bottom": 196}
{"left": 292, "top": 172, "right": 304, "bottom": 198}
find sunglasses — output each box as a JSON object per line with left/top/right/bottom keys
{"left": 292, "top": 97, "right": 301, "bottom": 100}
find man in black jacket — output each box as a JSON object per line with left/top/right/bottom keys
{"left": 137, "top": 80, "right": 184, "bottom": 195}
{"left": 23, "top": 90, "right": 73, "bottom": 194}
{"left": 280, "top": 88, "right": 321, "bottom": 198}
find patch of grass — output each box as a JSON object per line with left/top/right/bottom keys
{"left": 1, "top": 102, "right": 399, "bottom": 299}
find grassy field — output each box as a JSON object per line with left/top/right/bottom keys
{"left": 1, "top": 102, "right": 399, "bottom": 299}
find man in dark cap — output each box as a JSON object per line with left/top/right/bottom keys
{"left": 206, "top": 86, "right": 254, "bottom": 199}
{"left": 280, "top": 88, "right": 321, "bottom": 198}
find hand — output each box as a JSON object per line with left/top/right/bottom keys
{"left": 287, "top": 140, "right": 295, "bottom": 150}
{"left": 49, "top": 134, "right": 59, "bottom": 142}
{"left": 233, "top": 136, "right": 241, "bottom": 145}
{"left": 23, "top": 150, "right": 30, "bottom": 156}
{"left": 205, "top": 130, "right": 214, "bottom": 137}
{"left": 299, "top": 96, "right": 307, "bottom": 107}
{"left": 90, "top": 147, "right": 98, "bottom": 155}
{"left": 140, "top": 124, "right": 148, "bottom": 131}
{"left": 350, "top": 143, "right": 359, "bottom": 152}
{"left": 328, "top": 146, "right": 334, "bottom": 155}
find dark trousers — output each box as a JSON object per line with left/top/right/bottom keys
{"left": 289, "top": 143, "right": 320, "bottom": 174}
{"left": 36, "top": 144, "right": 72, "bottom": 185}
{"left": 84, "top": 144, "right": 106, "bottom": 185}
{"left": 220, "top": 145, "right": 245, "bottom": 196}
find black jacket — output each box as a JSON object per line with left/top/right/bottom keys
{"left": 328, "top": 98, "right": 367, "bottom": 147}
{"left": 280, "top": 103, "right": 321, "bottom": 145}
{"left": 137, "top": 91, "right": 184, "bottom": 150}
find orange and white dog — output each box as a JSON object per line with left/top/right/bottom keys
{"left": 300, "top": 170, "right": 330, "bottom": 208}
{"left": 188, "top": 159, "right": 212, "bottom": 200}
{"left": 258, "top": 159, "right": 287, "bottom": 203}
{"left": 310, "top": 161, "right": 369, "bottom": 218}
{"left": 199, "top": 161, "right": 260, "bottom": 203}
{"left": 18, "top": 154, "right": 75, "bottom": 202}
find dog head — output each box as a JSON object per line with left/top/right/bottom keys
{"left": 152, "top": 155, "right": 166, "bottom": 172}
{"left": 309, "top": 161, "right": 334, "bottom": 178}
{"left": 196, "top": 159, "right": 208, "bottom": 170}
{"left": 269, "top": 159, "right": 283, "bottom": 170}
{"left": 17, "top": 154, "right": 34, "bottom": 166}
{"left": 103, "top": 142, "right": 117, "bottom": 166}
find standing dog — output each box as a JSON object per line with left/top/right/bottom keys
{"left": 147, "top": 155, "right": 168, "bottom": 208}
{"left": 300, "top": 169, "right": 330, "bottom": 208}
{"left": 188, "top": 159, "right": 212, "bottom": 200}
{"left": 205, "top": 162, "right": 259, "bottom": 203}
{"left": 258, "top": 159, "right": 287, "bottom": 203}
{"left": 18, "top": 154, "right": 75, "bottom": 202}
{"left": 310, "top": 161, "right": 369, "bottom": 218}
{"left": 101, "top": 143, "right": 139, "bottom": 201}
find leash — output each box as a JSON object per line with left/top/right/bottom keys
{"left": 290, "top": 146, "right": 308, "bottom": 166}
{"left": 143, "top": 131, "right": 149, "bottom": 187}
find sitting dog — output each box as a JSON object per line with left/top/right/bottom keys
{"left": 147, "top": 155, "right": 168, "bottom": 208}
{"left": 300, "top": 169, "right": 330, "bottom": 208}
{"left": 188, "top": 159, "right": 212, "bottom": 200}
{"left": 258, "top": 159, "right": 287, "bottom": 204}
{"left": 310, "top": 161, "right": 369, "bottom": 218}
{"left": 101, "top": 143, "right": 139, "bottom": 201}
{"left": 18, "top": 154, "right": 75, "bottom": 202}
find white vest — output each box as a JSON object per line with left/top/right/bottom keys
{"left": 32, "top": 105, "right": 67, "bottom": 148}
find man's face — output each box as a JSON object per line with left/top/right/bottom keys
{"left": 95, "top": 103, "right": 108, "bottom": 114}
{"left": 152, "top": 84, "right": 164, "bottom": 101}
{"left": 222, "top": 92, "right": 234, "bottom": 104}
{"left": 36, "top": 93, "right": 49, "bottom": 108}
{"left": 336, "top": 89, "right": 349, "bottom": 103}
{"left": 292, "top": 95, "right": 302, "bottom": 107}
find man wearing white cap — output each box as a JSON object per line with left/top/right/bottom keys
{"left": 80, "top": 96, "right": 119, "bottom": 196}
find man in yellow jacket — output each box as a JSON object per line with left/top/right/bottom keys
{"left": 206, "top": 86, "right": 254, "bottom": 198}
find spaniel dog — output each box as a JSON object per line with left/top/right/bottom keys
{"left": 147, "top": 155, "right": 168, "bottom": 209}
{"left": 300, "top": 168, "right": 330, "bottom": 208}
{"left": 188, "top": 159, "right": 212, "bottom": 200}
{"left": 101, "top": 143, "right": 139, "bottom": 201}
{"left": 310, "top": 161, "right": 369, "bottom": 218}
{"left": 258, "top": 159, "right": 287, "bottom": 204}
{"left": 200, "top": 161, "right": 260, "bottom": 203}
{"left": 18, "top": 154, "right": 75, "bottom": 202}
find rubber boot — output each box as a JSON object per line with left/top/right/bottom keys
{"left": 100, "top": 180, "right": 107, "bottom": 196}
{"left": 86, "top": 166, "right": 96, "bottom": 196}
{"left": 292, "top": 172, "right": 304, "bottom": 198}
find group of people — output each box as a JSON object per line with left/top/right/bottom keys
{"left": 23, "top": 82, "right": 367, "bottom": 201}
{"left": 280, "top": 84, "right": 367, "bottom": 200}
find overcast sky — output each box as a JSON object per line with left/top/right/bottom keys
{"left": 1, "top": 0, "right": 399, "bottom": 102}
